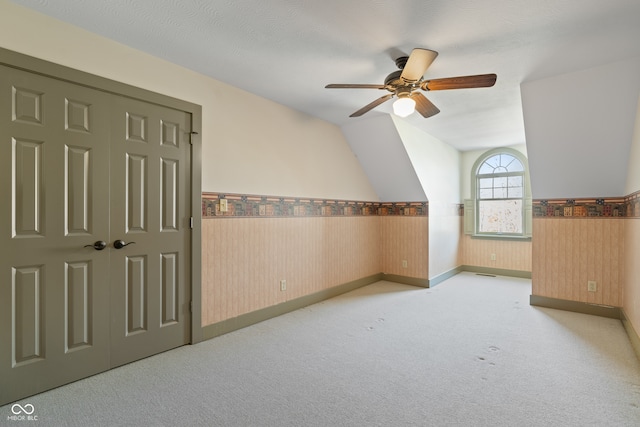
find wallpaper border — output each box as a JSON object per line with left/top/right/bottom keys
{"left": 533, "top": 191, "right": 640, "bottom": 218}
{"left": 202, "top": 192, "right": 428, "bottom": 218}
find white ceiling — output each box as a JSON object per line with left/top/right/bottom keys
{"left": 11, "top": 0, "right": 640, "bottom": 151}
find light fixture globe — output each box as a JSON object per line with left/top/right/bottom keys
{"left": 393, "top": 96, "right": 415, "bottom": 117}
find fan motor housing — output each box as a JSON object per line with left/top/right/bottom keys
{"left": 384, "top": 70, "right": 403, "bottom": 87}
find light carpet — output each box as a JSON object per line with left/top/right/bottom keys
{"left": 2, "top": 272, "right": 639, "bottom": 426}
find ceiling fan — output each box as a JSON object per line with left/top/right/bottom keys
{"left": 325, "top": 48, "right": 497, "bottom": 118}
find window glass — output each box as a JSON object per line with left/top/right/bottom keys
{"left": 475, "top": 152, "right": 527, "bottom": 235}
{"left": 506, "top": 160, "right": 524, "bottom": 172}
{"left": 478, "top": 200, "right": 523, "bottom": 233}
{"left": 508, "top": 187, "right": 523, "bottom": 198}
{"left": 508, "top": 176, "right": 522, "bottom": 187}
{"left": 494, "top": 187, "right": 507, "bottom": 198}
{"left": 479, "top": 189, "right": 493, "bottom": 199}
{"left": 494, "top": 177, "right": 508, "bottom": 189}
{"left": 478, "top": 162, "right": 495, "bottom": 174}
{"left": 479, "top": 178, "right": 493, "bottom": 188}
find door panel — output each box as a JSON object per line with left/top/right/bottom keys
{"left": 109, "top": 96, "right": 191, "bottom": 367}
{"left": 12, "top": 138, "right": 44, "bottom": 237}
{"left": 0, "top": 65, "right": 192, "bottom": 405}
{"left": 1, "top": 66, "right": 111, "bottom": 404}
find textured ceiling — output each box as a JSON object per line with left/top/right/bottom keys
{"left": 11, "top": 0, "right": 640, "bottom": 151}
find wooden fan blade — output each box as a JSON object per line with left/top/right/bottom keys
{"left": 410, "top": 92, "right": 440, "bottom": 118}
{"left": 421, "top": 74, "right": 497, "bottom": 91}
{"left": 350, "top": 94, "right": 394, "bottom": 117}
{"left": 400, "top": 48, "right": 438, "bottom": 83}
{"left": 325, "top": 84, "right": 386, "bottom": 89}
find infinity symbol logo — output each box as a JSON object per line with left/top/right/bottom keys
{"left": 11, "top": 403, "right": 35, "bottom": 415}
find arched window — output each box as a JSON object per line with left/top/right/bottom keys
{"left": 465, "top": 148, "right": 532, "bottom": 237}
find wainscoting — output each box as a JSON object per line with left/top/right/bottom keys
{"left": 624, "top": 218, "right": 640, "bottom": 358}
{"left": 528, "top": 195, "right": 640, "bottom": 358}
{"left": 530, "top": 194, "right": 640, "bottom": 309}
{"left": 458, "top": 234, "right": 532, "bottom": 273}
{"left": 380, "top": 216, "right": 429, "bottom": 279}
{"left": 201, "top": 193, "right": 429, "bottom": 329}
{"left": 201, "top": 216, "right": 381, "bottom": 326}
{"left": 200, "top": 192, "right": 640, "bottom": 355}
{"left": 532, "top": 217, "right": 624, "bottom": 307}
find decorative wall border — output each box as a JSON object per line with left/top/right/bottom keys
{"left": 202, "top": 193, "right": 428, "bottom": 218}
{"left": 532, "top": 191, "right": 640, "bottom": 218}
{"left": 628, "top": 190, "right": 640, "bottom": 217}
{"left": 203, "top": 192, "right": 640, "bottom": 219}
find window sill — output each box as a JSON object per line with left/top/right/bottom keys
{"left": 471, "top": 234, "right": 531, "bottom": 241}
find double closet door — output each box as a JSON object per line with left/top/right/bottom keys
{"left": 0, "top": 65, "right": 192, "bottom": 405}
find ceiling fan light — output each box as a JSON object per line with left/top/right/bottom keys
{"left": 393, "top": 97, "right": 416, "bottom": 117}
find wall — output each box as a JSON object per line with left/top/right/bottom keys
{"left": 341, "top": 116, "right": 426, "bottom": 202}
{"left": 523, "top": 60, "right": 640, "bottom": 335}
{"left": 625, "top": 219, "right": 640, "bottom": 336}
{"left": 202, "top": 215, "right": 381, "bottom": 325}
{"left": 0, "top": 2, "right": 393, "bottom": 337}
{"left": 459, "top": 145, "right": 532, "bottom": 272}
{"left": 522, "top": 57, "right": 640, "bottom": 199}
{"left": 458, "top": 235, "right": 532, "bottom": 272}
{"left": 202, "top": 194, "right": 429, "bottom": 327}
{"left": 380, "top": 216, "right": 429, "bottom": 280}
{"left": 0, "top": 1, "right": 378, "bottom": 201}
{"left": 393, "top": 117, "right": 461, "bottom": 280}
{"left": 624, "top": 96, "right": 640, "bottom": 340}
{"left": 532, "top": 216, "right": 624, "bottom": 307}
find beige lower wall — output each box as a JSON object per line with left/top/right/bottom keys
{"left": 380, "top": 216, "right": 429, "bottom": 278}
{"left": 532, "top": 218, "right": 624, "bottom": 307}
{"left": 458, "top": 234, "right": 532, "bottom": 272}
{"left": 624, "top": 219, "right": 640, "bottom": 334}
{"left": 202, "top": 216, "right": 382, "bottom": 326}
{"left": 201, "top": 210, "right": 635, "bottom": 331}
{"left": 202, "top": 214, "right": 430, "bottom": 327}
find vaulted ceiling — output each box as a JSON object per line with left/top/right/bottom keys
{"left": 11, "top": 0, "right": 640, "bottom": 199}
{"left": 11, "top": 0, "right": 640, "bottom": 152}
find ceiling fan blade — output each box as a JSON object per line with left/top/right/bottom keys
{"left": 421, "top": 74, "right": 497, "bottom": 91}
{"left": 325, "top": 84, "right": 386, "bottom": 89}
{"left": 350, "top": 94, "right": 394, "bottom": 117}
{"left": 410, "top": 92, "right": 440, "bottom": 118}
{"left": 400, "top": 48, "right": 438, "bottom": 83}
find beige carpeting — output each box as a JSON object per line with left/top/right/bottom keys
{"left": 2, "top": 272, "right": 639, "bottom": 426}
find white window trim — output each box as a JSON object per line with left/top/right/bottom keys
{"left": 464, "top": 148, "right": 532, "bottom": 239}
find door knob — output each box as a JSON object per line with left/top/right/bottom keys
{"left": 84, "top": 240, "right": 107, "bottom": 251}
{"left": 113, "top": 239, "right": 136, "bottom": 249}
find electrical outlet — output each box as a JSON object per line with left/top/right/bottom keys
{"left": 402, "top": 260, "right": 408, "bottom": 268}
{"left": 587, "top": 281, "right": 597, "bottom": 292}
{"left": 490, "top": 253, "right": 496, "bottom": 261}
{"left": 280, "top": 279, "right": 286, "bottom": 291}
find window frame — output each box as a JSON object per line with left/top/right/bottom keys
{"left": 465, "top": 148, "right": 532, "bottom": 239}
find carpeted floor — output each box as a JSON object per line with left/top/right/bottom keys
{"left": 2, "top": 272, "right": 639, "bottom": 426}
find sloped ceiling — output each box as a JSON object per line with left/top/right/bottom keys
{"left": 9, "top": 0, "right": 640, "bottom": 151}
{"left": 9, "top": 0, "right": 640, "bottom": 200}
{"left": 341, "top": 116, "right": 426, "bottom": 202}
{"left": 522, "top": 57, "right": 640, "bottom": 199}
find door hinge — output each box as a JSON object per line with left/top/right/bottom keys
{"left": 190, "top": 217, "right": 194, "bottom": 229}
